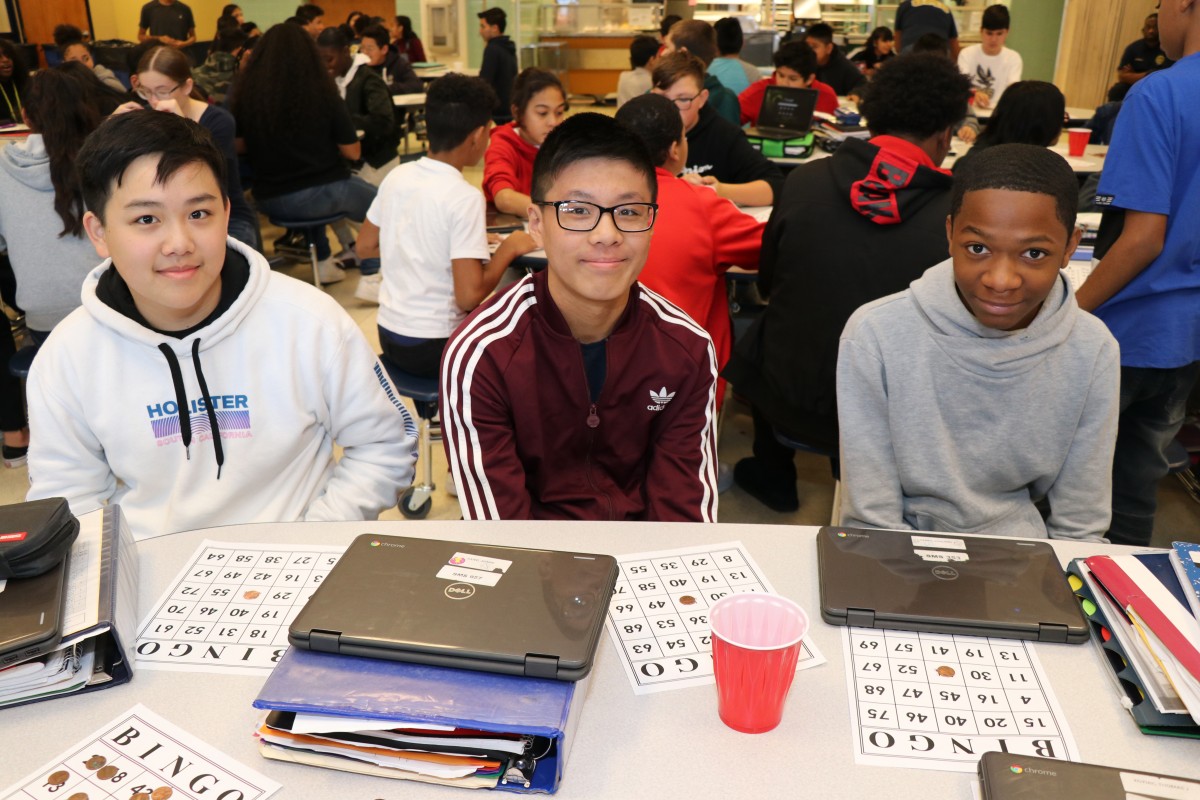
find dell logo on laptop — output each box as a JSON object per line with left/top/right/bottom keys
{"left": 932, "top": 566, "right": 959, "bottom": 581}
{"left": 445, "top": 583, "right": 476, "bottom": 600}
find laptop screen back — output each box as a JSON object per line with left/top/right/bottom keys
{"left": 757, "top": 85, "right": 819, "bottom": 131}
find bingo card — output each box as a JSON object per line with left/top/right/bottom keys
{"left": 1, "top": 703, "right": 280, "bottom": 800}
{"left": 135, "top": 541, "right": 345, "bottom": 675}
{"left": 841, "top": 627, "right": 1079, "bottom": 772}
{"left": 606, "top": 541, "right": 825, "bottom": 694}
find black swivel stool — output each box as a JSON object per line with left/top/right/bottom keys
{"left": 379, "top": 354, "right": 441, "bottom": 519}
{"left": 266, "top": 212, "right": 347, "bottom": 289}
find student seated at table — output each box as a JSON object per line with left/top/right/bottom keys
{"left": 660, "top": 19, "right": 740, "bottom": 126}
{"left": 805, "top": 23, "right": 866, "bottom": 96}
{"left": 653, "top": 52, "right": 783, "bottom": 207}
{"left": 723, "top": 53, "right": 971, "bottom": 513}
{"left": 192, "top": 23, "right": 247, "bottom": 102}
{"left": 25, "top": 111, "right": 417, "bottom": 539}
{"left": 0, "top": 40, "right": 29, "bottom": 126}
{"left": 441, "top": 113, "right": 719, "bottom": 522}
{"left": 738, "top": 40, "right": 837, "bottom": 126}
{"left": 359, "top": 23, "right": 422, "bottom": 95}
{"left": 483, "top": 67, "right": 567, "bottom": 218}
{"left": 910, "top": 33, "right": 981, "bottom": 143}
{"left": 837, "top": 144, "right": 1119, "bottom": 540}
{"left": 389, "top": 16, "right": 427, "bottom": 65}
{"left": 53, "top": 24, "right": 127, "bottom": 92}
{"left": 957, "top": 4, "right": 1022, "bottom": 110}
{"left": 617, "top": 34, "right": 659, "bottom": 109}
{"left": 615, "top": 93, "right": 764, "bottom": 409}
{"left": 850, "top": 26, "right": 895, "bottom": 77}
{"left": 354, "top": 74, "right": 537, "bottom": 367}
{"left": 952, "top": 80, "right": 1064, "bottom": 175}
{"left": 709, "top": 18, "right": 760, "bottom": 96}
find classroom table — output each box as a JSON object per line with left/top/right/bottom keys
{"left": 766, "top": 139, "right": 1107, "bottom": 175}
{"left": 392, "top": 93, "right": 427, "bottom": 109}
{"left": 6, "top": 520, "right": 1197, "bottom": 798}
{"left": 975, "top": 105, "right": 1096, "bottom": 125}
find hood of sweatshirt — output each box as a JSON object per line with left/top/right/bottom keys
{"left": 336, "top": 53, "right": 370, "bottom": 98}
{"left": 908, "top": 258, "right": 1076, "bottom": 378}
{"left": 491, "top": 35, "right": 516, "bottom": 57}
{"left": 0, "top": 134, "right": 52, "bottom": 192}
{"left": 831, "top": 135, "right": 953, "bottom": 226}
{"left": 489, "top": 121, "right": 539, "bottom": 159}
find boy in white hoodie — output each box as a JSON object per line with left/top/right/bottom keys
{"left": 837, "top": 143, "right": 1119, "bottom": 541}
{"left": 25, "top": 110, "right": 418, "bottom": 539}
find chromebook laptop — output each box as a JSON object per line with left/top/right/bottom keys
{"left": 747, "top": 85, "right": 819, "bottom": 140}
{"left": 0, "top": 554, "right": 68, "bottom": 667}
{"left": 817, "top": 526, "right": 1088, "bottom": 643}
{"left": 290, "top": 534, "right": 619, "bottom": 680}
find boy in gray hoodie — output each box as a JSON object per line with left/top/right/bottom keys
{"left": 837, "top": 143, "right": 1119, "bottom": 541}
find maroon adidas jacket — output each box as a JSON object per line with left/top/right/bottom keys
{"left": 440, "top": 270, "right": 719, "bottom": 522}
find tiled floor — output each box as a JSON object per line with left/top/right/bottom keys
{"left": 3, "top": 119, "right": 1198, "bottom": 545}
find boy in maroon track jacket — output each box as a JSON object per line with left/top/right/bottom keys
{"left": 441, "top": 113, "right": 719, "bottom": 521}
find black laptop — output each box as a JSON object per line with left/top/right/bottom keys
{"left": 817, "top": 526, "right": 1088, "bottom": 643}
{"left": 747, "top": 85, "right": 819, "bottom": 140}
{"left": 289, "top": 534, "right": 618, "bottom": 680}
{"left": 0, "top": 554, "right": 68, "bottom": 667}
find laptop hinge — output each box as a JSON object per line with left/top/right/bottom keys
{"left": 847, "top": 608, "right": 875, "bottom": 628}
{"left": 1037, "top": 623, "right": 1069, "bottom": 644}
{"left": 524, "top": 654, "right": 559, "bottom": 679}
{"left": 309, "top": 629, "right": 341, "bottom": 653}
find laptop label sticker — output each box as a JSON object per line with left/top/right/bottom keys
{"left": 912, "top": 535, "right": 967, "bottom": 551}
{"left": 448, "top": 552, "right": 512, "bottom": 573}
{"left": 915, "top": 550, "right": 969, "bottom": 563}
{"left": 436, "top": 565, "right": 502, "bottom": 587}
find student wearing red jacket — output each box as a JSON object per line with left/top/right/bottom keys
{"left": 442, "top": 114, "right": 719, "bottom": 521}
{"left": 739, "top": 40, "right": 838, "bottom": 126}
{"left": 615, "top": 93, "right": 764, "bottom": 409}
{"left": 482, "top": 67, "right": 568, "bottom": 217}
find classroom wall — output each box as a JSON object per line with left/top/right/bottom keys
{"left": 90, "top": 0, "right": 232, "bottom": 41}
{"left": 1006, "top": 0, "right": 1063, "bottom": 83}
{"left": 0, "top": 3, "right": 10, "bottom": 34}
{"left": 1054, "top": 0, "right": 1156, "bottom": 109}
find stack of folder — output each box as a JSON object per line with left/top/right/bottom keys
{"left": 1067, "top": 545, "right": 1200, "bottom": 738}
{"left": 251, "top": 647, "right": 586, "bottom": 792}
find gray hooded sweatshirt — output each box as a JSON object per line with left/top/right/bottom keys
{"left": 837, "top": 259, "right": 1119, "bottom": 541}
{"left": 0, "top": 134, "right": 100, "bottom": 333}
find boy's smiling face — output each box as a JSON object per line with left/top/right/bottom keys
{"left": 83, "top": 155, "right": 230, "bottom": 332}
{"left": 947, "top": 188, "right": 1082, "bottom": 331}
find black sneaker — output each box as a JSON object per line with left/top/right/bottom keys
{"left": 3, "top": 444, "right": 27, "bottom": 469}
{"left": 272, "top": 230, "right": 307, "bottom": 251}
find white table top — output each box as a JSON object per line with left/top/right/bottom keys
{"left": 392, "top": 93, "right": 427, "bottom": 107}
{"left": 6, "top": 520, "right": 1197, "bottom": 798}
{"left": 976, "top": 105, "right": 1095, "bottom": 123}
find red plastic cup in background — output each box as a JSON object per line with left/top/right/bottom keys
{"left": 709, "top": 593, "right": 809, "bottom": 734}
{"left": 1067, "top": 128, "right": 1091, "bottom": 158}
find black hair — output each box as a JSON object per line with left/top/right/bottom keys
{"left": 714, "top": 18, "right": 743, "bottom": 56}
{"left": 630, "top": 35, "right": 659, "bottom": 69}
{"left": 316, "top": 26, "right": 348, "bottom": 49}
{"left": 395, "top": 15, "right": 417, "bottom": 41}
{"left": 477, "top": 8, "right": 507, "bottom": 33}
{"left": 53, "top": 24, "right": 86, "bottom": 48}
{"left": 0, "top": 39, "right": 31, "bottom": 99}
{"left": 345, "top": 10, "right": 364, "bottom": 25}
{"left": 614, "top": 93, "right": 682, "bottom": 168}
{"left": 295, "top": 4, "right": 324, "bottom": 23}
{"left": 1107, "top": 82, "right": 1130, "bottom": 103}
{"left": 660, "top": 15, "right": 682, "bottom": 39}
{"left": 866, "top": 26, "right": 894, "bottom": 50}
{"left": 56, "top": 60, "right": 129, "bottom": 116}
{"left": 531, "top": 113, "right": 656, "bottom": 203}
{"left": 858, "top": 54, "right": 971, "bottom": 139}
{"left": 910, "top": 33, "right": 950, "bottom": 57}
{"left": 974, "top": 80, "right": 1064, "bottom": 150}
{"left": 241, "top": 21, "right": 260, "bottom": 37}
{"left": 510, "top": 67, "right": 565, "bottom": 123}
{"left": 214, "top": 25, "right": 248, "bottom": 53}
{"left": 773, "top": 40, "right": 817, "bottom": 78}
{"left": 25, "top": 68, "right": 103, "bottom": 237}
{"left": 425, "top": 73, "right": 497, "bottom": 153}
{"left": 360, "top": 24, "right": 390, "bottom": 50}
{"left": 950, "top": 143, "right": 1078, "bottom": 235}
{"left": 221, "top": 4, "right": 240, "bottom": 17}
{"left": 77, "top": 110, "right": 228, "bottom": 225}
{"left": 982, "top": 4, "right": 1010, "bottom": 31}
{"left": 352, "top": 15, "right": 374, "bottom": 36}
{"left": 805, "top": 22, "right": 835, "bottom": 45}
{"left": 285, "top": 16, "right": 304, "bottom": 26}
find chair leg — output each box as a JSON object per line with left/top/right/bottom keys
{"left": 307, "top": 234, "right": 320, "bottom": 289}
{"left": 830, "top": 479, "right": 843, "bottom": 526}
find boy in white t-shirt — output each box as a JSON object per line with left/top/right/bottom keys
{"left": 957, "top": 4, "right": 1022, "bottom": 109}
{"left": 354, "top": 73, "right": 537, "bottom": 376}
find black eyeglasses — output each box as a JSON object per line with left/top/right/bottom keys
{"left": 534, "top": 200, "right": 658, "bottom": 233}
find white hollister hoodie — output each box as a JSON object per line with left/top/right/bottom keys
{"left": 26, "top": 238, "right": 418, "bottom": 538}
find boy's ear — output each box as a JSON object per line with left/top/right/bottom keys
{"left": 528, "top": 203, "right": 546, "bottom": 248}
{"left": 945, "top": 213, "right": 954, "bottom": 248}
{"left": 1062, "top": 222, "right": 1084, "bottom": 267}
{"left": 82, "top": 211, "right": 111, "bottom": 260}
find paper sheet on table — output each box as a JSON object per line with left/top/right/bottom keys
{"left": 59, "top": 509, "right": 104, "bottom": 642}
{"left": 1132, "top": 609, "right": 1200, "bottom": 722}
{"left": 288, "top": 712, "right": 455, "bottom": 735}
{"left": 256, "top": 729, "right": 488, "bottom": 778}
{"left": 258, "top": 743, "right": 498, "bottom": 788}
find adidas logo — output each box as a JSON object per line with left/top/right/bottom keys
{"left": 647, "top": 386, "right": 676, "bottom": 412}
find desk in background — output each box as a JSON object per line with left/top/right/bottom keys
{"left": 5, "top": 520, "right": 1196, "bottom": 798}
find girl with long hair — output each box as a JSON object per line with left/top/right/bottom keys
{"left": 954, "top": 80, "right": 1066, "bottom": 172}
{"left": 391, "top": 15, "right": 426, "bottom": 64}
{"left": 482, "top": 67, "right": 568, "bottom": 217}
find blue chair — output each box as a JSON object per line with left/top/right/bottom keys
{"left": 773, "top": 427, "right": 842, "bottom": 524}
{"left": 7, "top": 346, "right": 36, "bottom": 380}
{"left": 380, "top": 354, "right": 441, "bottom": 519}
{"left": 266, "top": 212, "right": 347, "bottom": 289}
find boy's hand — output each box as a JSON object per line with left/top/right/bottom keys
{"left": 151, "top": 98, "right": 185, "bottom": 117}
{"left": 681, "top": 173, "right": 719, "bottom": 191}
{"left": 497, "top": 230, "right": 538, "bottom": 256}
{"left": 957, "top": 125, "right": 977, "bottom": 143}
{"left": 974, "top": 89, "right": 991, "bottom": 109}
{"left": 111, "top": 101, "right": 144, "bottom": 116}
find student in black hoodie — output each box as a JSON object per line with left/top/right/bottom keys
{"left": 478, "top": 7, "right": 517, "bottom": 124}
{"left": 359, "top": 23, "right": 422, "bottom": 94}
{"left": 723, "top": 54, "right": 971, "bottom": 512}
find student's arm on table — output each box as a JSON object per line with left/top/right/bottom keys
{"left": 684, "top": 173, "right": 774, "bottom": 207}
{"left": 493, "top": 188, "right": 531, "bottom": 218}
{"left": 305, "top": 326, "right": 418, "bottom": 521}
{"left": 835, "top": 333, "right": 911, "bottom": 530}
{"left": 453, "top": 232, "right": 537, "bottom": 311}
{"left": 644, "top": 341, "right": 719, "bottom": 522}
{"left": 1044, "top": 341, "right": 1119, "bottom": 542}
{"left": 1076, "top": 210, "right": 1166, "bottom": 312}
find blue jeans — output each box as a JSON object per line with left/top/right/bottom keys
{"left": 1108, "top": 362, "right": 1200, "bottom": 546}
{"left": 256, "top": 177, "right": 376, "bottom": 261}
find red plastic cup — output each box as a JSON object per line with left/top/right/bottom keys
{"left": 1067, "top": 127, "right": 1091, "bottom": 158}
{"left": 709, "top": 593, "right": 809, "bottom": 734}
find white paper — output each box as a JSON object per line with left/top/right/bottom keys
{"left": 135, "top": 540, "right": 345, "bottom": 674}
{"left": 60, "top": 509, "right": 105, "bottom": 640}
{"left": 288, "top": 713, "right": 455, "bottom": 735}
{"left": 841, "top": 627, "right": 1080, "bottom": 772}
{"left": 605, "top": 541, "right": 826, "bottom": 694}
{"left": 0, "top": 703, "right": 280, "bottom": 800}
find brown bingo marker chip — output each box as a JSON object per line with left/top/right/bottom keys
{"left": 244, "top": 590, "right": 260, "bottom": 600}
{"left": 936, "top": 665, "right": 956, "bottom": 678}
{"left": 678, "top": 595, "right": 696, "bottom": 606}
{"left": 96, "top": 766, "right": 118, "bottom": 780}
{"left": 131, "top": 793, "right": 151, "bottom": 800}
{"left": 45, "top": 770, "right": 69, "bottom": 788}
{"left": 151, "top": 786, "right": 174, "bottom": 800}
{"left": 84, "top": 755, "right": 107, "bottom": 770}
{"left": 67, "top": 793, "right": 89, "bottom": 800}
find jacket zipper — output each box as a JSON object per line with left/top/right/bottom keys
{"left": 579, "top": 346, "right": 614, "bottom": 519}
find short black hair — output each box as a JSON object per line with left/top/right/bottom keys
{"left": 477, "top": 7, "right": 506, "bottom": 33}
{"left": 773, "top": 40, "right": 817, "bottom": 78}
{"left": 53, "top": 23, "right": 86, "bottom": 48}
{"left": 360, "top": 23, "right": 389, "bottom": 50}
{"left": 630, "top": 34, "right": 659, "bottom": 69}
{"left": 910, "top": 33, "right": 950, "bottom": 57}
{"left": 215, "top": 25, "right": 248, "bottom": 53}
{"left": 660, "top": 14, "right": 682, "bottom": 39}
{"left": 714, "top": 18, "right": 743, "bottom": 56}
{"left": 858, "top": 54, "right": 971, "bottom": 139}
{"left": 951, "top": 144, "right": 1078, "bottom": 236}
{"left": 531, "top": 113, "right": 657, "bottom": 203}
{"left": 614, "top": 93, "right": 682, "bottom": 168}
{"left": 805, "top": 22, "right": 835, "bottom": 45}
{"left": 295, "top": 4, "right": 323, "bottom": 22}
{"left": 425, "top": 73, "right": 498, "bottom": 153}
{"left": 78, "top": 110, "right": 228, "bottom": 225}
{"left": 316, "top": 26, "right": 347, "bottom": 49}
{"left": 982, "top": 4, "right": 1010, "bottom": 31}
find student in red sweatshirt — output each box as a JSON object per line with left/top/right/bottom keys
{"left": 615, "top": 93, "right": 764, "bottom": 409}
{"left": 482, "top": 67, "right": 568, "bottom": 217}
{"left": 739, "top": 40, "right": 838, "bottom": 126}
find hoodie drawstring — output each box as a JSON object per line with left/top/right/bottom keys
{"left": 157, "top": 340, "right": 224, "bottom": 479}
